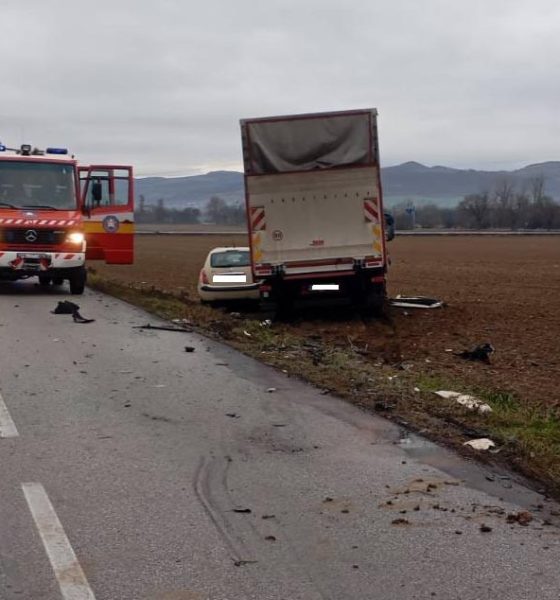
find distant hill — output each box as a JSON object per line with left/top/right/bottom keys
{"left": 135, "top": 161, "right": 560, "bottom": 209}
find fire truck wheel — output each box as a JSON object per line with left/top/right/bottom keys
{"left": 69, "top": 267, "right": 87, "bottom": 295}
{"left": 38, "top": 275, "right": 51, "bottom": 286}
{"left": 52, "top": 277, "right": 64, "bottom": 286}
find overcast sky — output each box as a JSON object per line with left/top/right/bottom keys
{"left": 1, "top": 0, "right": 559, "bottom": 176}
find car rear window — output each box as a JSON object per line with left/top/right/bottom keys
{"left": 210, "top": 250, "right": 250, "bottom": 268}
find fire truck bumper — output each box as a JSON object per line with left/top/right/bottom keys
{"left": 0, "top": 251, "right": 85, "bottom": 276}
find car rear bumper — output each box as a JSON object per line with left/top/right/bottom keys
{"left": 198, "top": 282, "right": 260, "bottom": 301}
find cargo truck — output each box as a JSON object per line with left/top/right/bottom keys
{"left": 240, "top": 108, "right": 392, "bottom": 315}
{"left": 0, "top": 143, "right": 134, "bottom": 293}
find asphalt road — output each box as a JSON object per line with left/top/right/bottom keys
{"left": 0, "top": 281, "right": 559, "bottom": 600}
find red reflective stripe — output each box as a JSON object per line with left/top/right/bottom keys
{"left": 364, "top": 198, "right": 379, "bottom": 222}
{"left": 250, "top": 207, "right": 266, "bottom": 231}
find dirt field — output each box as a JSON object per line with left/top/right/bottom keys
{"left": 93, "top": 234, "right": 560, "bottom": 409}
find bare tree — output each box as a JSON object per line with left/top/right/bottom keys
{"left": 458, "top": 192, "right": 491, "bottom": 229}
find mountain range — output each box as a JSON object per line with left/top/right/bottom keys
{"left": 135, "top": 161, "right": 560, "bottom": 209}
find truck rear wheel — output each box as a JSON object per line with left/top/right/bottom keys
{"left": 69, "top": 267, "right": 86, "bottom": 295}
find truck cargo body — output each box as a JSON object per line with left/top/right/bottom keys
{"left": 240, "top": 109, "right": 388, "bottom": 313}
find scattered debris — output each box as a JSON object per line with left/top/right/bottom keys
{"left": 243, "top": 330, "right": 252, "bottom": 337}
{"left": 229, "top": 312, "right": 242, "bottom": 319}
{"left": 464, "top": 438, "right": 496, "bottom": 451}
{"left": 233, "top": 560, "right": 258, "bottom": 567}
{"left": 52, "top": 301, "right": 95, "bottom": 323}
{"left": 133, "top": 324, "right": 192, "bottom": 332}
{"left": 455, "top": 343, "right": 495, "bottom": 364}
{"left": 52, "top": 301, "right": 80, "bottom": 314}
{"left": 172, "top": 318, "right": 192, "bottom": 326}
{"left": 264, "top": 535, "right": 277, "bottom": 541}
{"left": 260, "top": 319, "right": 272, "bottom": 327}
{"left": 232, "top": 508, "right": 252, "bottom": 514}
{"left": 261, "top": 515, "right": 275, "bottom": 520}
{"left": 391, "top": 518, "right": 410, "bottom": 525}
{"left": 226, "top": 413, "right": 240, "bottom": 419}
{"left": 390, "top": 296, "right": 443, "bottom": 309}
{"left": 266, "top": 387, "right": 277, "bottom": 393}
{"left": 184, "top": 346, "right": 195, "bottom": 353}
{"left": 72, "top": 311, "right": 95, "bottom": 324}
{"left": 506, "top": 511, "right": 533, "bottom": 526}
{"left": 480, "top": 524, "right": 493, "bottom": 533}
{"left": 434, "top": 390, "right": 492, "bottom": 414}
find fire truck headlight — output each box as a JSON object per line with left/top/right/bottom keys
{"left": 67, "top": 232, "right": 85, "bottom": 245}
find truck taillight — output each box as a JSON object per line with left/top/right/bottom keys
{"left": 199, "top": 269, "right": 209, "bottom": 284}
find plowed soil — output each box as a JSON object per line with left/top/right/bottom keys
{"left": 93, "top": 234, "right": 560, "bottom": 408}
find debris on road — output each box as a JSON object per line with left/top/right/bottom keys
{"left": 266, "top": 387, "right": 277, "bottom": 393}
{"left": 243, "top": 330, "right": 252, "bottom": 337}
{"left": 52, "top": 301, "right": 80, "bottom": 314}
{"left": 390, "top": 296, "right": 443, "bottom": 309}
{"left": 391, "top": 518, "right": 410, "bottom": 525}
{"left": 506, "top": 511, "right": 533, "bottom": 526}
{"left": 226, "top": 413, "right": 240, "bottom": 419}
{"left": 464, "top": 438, "right": 496, "bottom": 451}
{"left": 232, "top": 508, "right": 252, "bottom": 514}
{"left": 233, "top": 560, "right": 258, "bottom": 567}
{"left": 480, "top": 524, "right": 493, "bottom": 533}
{"left": 260, "top": 319, "right": 272, "bottom": 327}
{"left": 434, "top": 390, "right": 493, "bottom": 414}
{"left": 455, "top": 343, "right": 495, "bottom": 364}
{"left": 52, "top": 301, "right": 95, "bottom": 323}
{"left": 184, "top": 346, "right": 195, "bottom": 353}
{"left": 72, "top": 310, "right": 95, "bottom": 324}
{"left": 133, "top": 324, "right": 192, "bottom": 332}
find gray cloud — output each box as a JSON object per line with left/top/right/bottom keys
{"left": 1, "top": 0, "right": 559, "bottom": 175}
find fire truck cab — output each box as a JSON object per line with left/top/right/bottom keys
{"left": 0, "top": 143, "right": 134, "bottom": 294}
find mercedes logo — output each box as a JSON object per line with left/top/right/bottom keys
{"left": 25, "top": 229, "right": 38, "bottom": 243}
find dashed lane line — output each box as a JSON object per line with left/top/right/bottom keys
{"left": 0, "top": 392, "right": 19, "bottom": 438}
{"left": 21, "top": 482, "right": 96, "bottom": 600}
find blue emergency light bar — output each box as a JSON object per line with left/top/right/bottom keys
{"left": 46, "top": 148, "right": 68, "bottom": 155}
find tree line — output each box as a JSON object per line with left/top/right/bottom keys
{"left": 135, "top": 195, "right": 246, "bottom": 225}
{"left": 136, "top": 175, "right": 560, "bottom": 230}
{"left": 393, "top": 175, "right": 560, "bottom": 230}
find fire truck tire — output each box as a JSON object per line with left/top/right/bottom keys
{"left": 69, "top": 267, "right": 87, "bottom": 295}
{"left": 38, "top": 275, "right": 51, "bottom": 286}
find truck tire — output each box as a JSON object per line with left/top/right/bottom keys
{"left": 69, "top": 267, "right": 86, "bottom": 295}
{"left": 38, "top": 275, "right": 51, "bottom": 287}
{"left": 364, "top": 283, "right": 388, "bottom": 318}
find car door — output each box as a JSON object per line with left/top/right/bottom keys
{"left": 79, "top": 165, "right": 134, "bottom": 264}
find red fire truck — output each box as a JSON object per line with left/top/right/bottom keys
{"left": 0, "top": 143, "right": 134, "bottom": 294}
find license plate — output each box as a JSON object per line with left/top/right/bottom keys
{"left": 213, "top": 274, "right": 247, "bottom": 283}
{"left": 17, "top": 253, "right": 49, "bottom": 260}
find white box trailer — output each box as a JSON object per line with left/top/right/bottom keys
{"left": 240, "top": 108, "right": 392, "bottom": 314}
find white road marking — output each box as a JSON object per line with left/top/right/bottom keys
{"left": 0, "top": 392, "right": 19, "bottom": 438}
{"left": 21, "top": 483, "right": 96, "bottom": 600}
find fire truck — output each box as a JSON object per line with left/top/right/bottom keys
{"left": 0, "top": 143, "right": 134, "bottom": 294}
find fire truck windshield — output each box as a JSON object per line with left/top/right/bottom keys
{"left": 0, "top": 161, "right": 77, "bottom": 210}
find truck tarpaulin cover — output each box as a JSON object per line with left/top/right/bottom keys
{"left": 242, "top": 111, "right": 377, "bottom": 175}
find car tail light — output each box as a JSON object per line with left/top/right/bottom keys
{"left": 199, "top": 269, "right": 209, "bottom": 284}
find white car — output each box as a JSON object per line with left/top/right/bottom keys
{"left": 198, "top": 247, "right": 260, "bottom": 303}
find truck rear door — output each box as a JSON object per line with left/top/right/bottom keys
{"left": 79, "top": 165, "right": 134, "bottom": 264}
